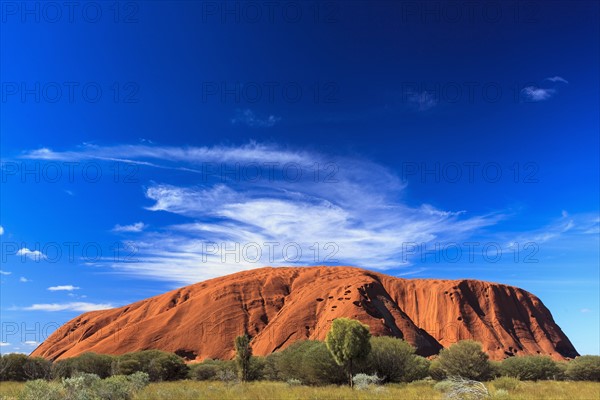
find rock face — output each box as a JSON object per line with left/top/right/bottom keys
{"left": 31, "top": 266, "right": 578, "bottom": 361}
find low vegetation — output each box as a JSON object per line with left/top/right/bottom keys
{"left": 1, "top": 318, "right": 599, "bottom": 399}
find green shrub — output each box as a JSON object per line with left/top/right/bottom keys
{"left": 112, "top": 350, "right": 188, "bottom": 381}
{"left": 147, "top": 353, "right": 188, "bottom": 381}
{"left": 433, "top": 379, "right": 454, "bottom": 392}
{"left": 365, "top": 336, "right": 423, "bottom": 383}
{"left": 407, "top": 355, "right": 431, "bottom": 382}
{"left": 0, "top": 353, "right": 29, "bottom": 381}
{"left": 429, "top": 358, "right": 446, "bottom": 380}
{"left": 248, "top": 356, "right": 266, "bottom": 381}
{"left": 501, "top": 356, "right": 561, "bottom": 380}
{"left": 112, "top": 358, "right": 142, "bottom": 376}
{"left": 51, "top": 358, "right": 76, "bottom": 379}
{"left": 437, "top": 340, "right": 492, "bottom": 381}
{"left": 566, "top": 355, "right": 600, "bottom": 381}
{"left": 189, "top": 363, "right": 218, "bottom": 380}
{"left": 70, "top": 353, "right": 114, "bottom": 378}
{"left": 22, "top": 357, "right": 52, "bottom": 380}
{"left": 275, "top": 340, "right": 346, "bottom": 385}
{"left": 491, "top": 376, "right": 520, "bottom": 391}
{"left": 18, "top": 379, "right": 63, "bottom": 400}
{"left": 62, "top": 372, "right": 100, "bottom": 399}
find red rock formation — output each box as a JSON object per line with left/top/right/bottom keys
{"left": 31, "top": 266, "right": 578, "bottom": 361}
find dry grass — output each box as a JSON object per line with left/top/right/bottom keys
{"left": 1, "top": 379, "right": 599, "bottom": 399}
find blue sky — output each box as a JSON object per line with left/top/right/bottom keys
{"left": 1, "top": 1, "right": 598, "bottom": 356}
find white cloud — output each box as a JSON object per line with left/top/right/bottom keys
{"left": 408, "top": 91, "right": 437, "bottom": 111}
{"left": 0, "top": 270, "right": 11, "bottom": 275}
{"left": 19, "top": 142, "right": 512, "bottom": 284}
{"left": 545, "top": 76, "right": 569, "bottom": 84}
{"left": 0, "top": 342, "right": 9, "bottom": 347}
{"left": 23, "top": 341, "right": 39, "bottom": 346}
{"left": 231, "top": 109, "right": 281, "bottom": 127}
{"left": 112, "top": 222, "right": 147, "bottom": 233}
{"left": 580, "top": 308, "right": 592, "bottom": 313}
{"left": 16, "top": 248, "right": 45, "bottom": 260}
{"left": 19, "top": 277, "right": 30, "bottom": 283}
{"left": 521, "top": 86, "right": 556, "bottom": 102}
{"left": 48, "top": 285, "right": 80, "bottom": 291}
{"left": 0, "top": 225, "right": 4, "bottom": 235}
{"left": 21, "top": 302, "right": 114, "bottom": 312}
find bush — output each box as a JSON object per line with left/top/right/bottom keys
{"left": 407, "top": 355, "right": 431, "bottom": 382}
{"left": 112, "top": 358, "right": 141, "bottom": 376}
{"left": 366, "top": 336, "right": 423, "bottom": 383}
{"left": 18, "top": 379, "right": 63, "bottom": 400}
{"left": 429, "top": 358, "right": 446, "bottom": 380}
{"left": 20, "top": 372, "right": 149, "bottom": 400}
{"left": 189, "top": 363, "right": 218, "bottom": 381}
{"left": 112, "top": 350, "right": 188, "bottom": 381}
{"left": 275, "top": 340, "right": 346, "bottom": 385}
{"left": 248, "top": 356, "right": 265, "bottom": 381}
{"left": 147, "top": 353, "right": 189, "bottom": 381}
{"left": 22, "top": 357, "right": 52, "bottom": 380}
{"left": 51, "top": 358, "right": 76, "bottom": 379}
{"left": 0, "top": 353, "right": 29, "bottom": 381}
{"left": 566, "top": 355, "right": 600, "bottom": 381}
{"left": 352, "top": 373, "right": 381, "bottom": 390}
{"left": 501, "top": 356, "right": 562, "bottom": 380}
{"left": 437, "top": 340, "right": 492, "bottom": 381}
{"left": 70, "top": 353, "right": 114, "bottom": 378}
{"left": 62, "top": 372, "right": 100, "bottom": 399}
{"left": 491, "top": 376, "right": 520, "bottom": 391}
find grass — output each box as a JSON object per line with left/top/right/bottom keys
{"left": 1, "top": 379, "right": 599, "bottom": 399}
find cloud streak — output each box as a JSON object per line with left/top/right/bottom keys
{"left": 48, "top": 285, "right": 80, "bottom": 291}
{"left": 20, "top": 302, "right": 114, "bottom": 312}
{"left": 113, "top": 222, "right": 147, "bottom": 233}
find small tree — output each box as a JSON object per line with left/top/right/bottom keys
{"left": 325, "top": 318, "right": 371, "bottom": 387}
{"left": 438, "top": 340, "right": 492, "bottom": 381}
{"left": 235, "top": 334, "right": 252, "bottom": 382}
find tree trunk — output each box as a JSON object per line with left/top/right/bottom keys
{"left": 349, "top": 359, "right": 353, "bottom": 388}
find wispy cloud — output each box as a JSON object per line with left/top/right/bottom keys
{"left": 19, "top": 277, "right": 30, "bottom": 283}
{"left": 20, "top": 302, "right": 114, "bottom": 312}
{"left": 23, "top": 341, "right": 39, "bottom": 346}
{"left": 545, "top": 76, "right": 569, "bottom": 84}
{"left": 408, "top": 91, "right": 437, "bottom": 111}
{"left": 112, "top": 222, "right": 147, "bottom": 233}
{"left": 520, "top": 86, "right": 556, "bottom": 102}
{"left": 0, "top": 270, "right": 11, "bottom": 276}
{"left": 21, "top": 143, "right": 503, "bottom": 284}
{"left": 16, "top": 248, "right": 45, "bottom": 260}
{"left": 24, "top": 143, "right": 594, "bottom": 285}
{"left": 231, "top": 109, "right": 281, "bottom": 127}
{"left": 48, "top": 285, "right": 80, "bottom": 291}
{"left": 0, "top": 342, "right": 9, "bottom": 347}
{"left": 0, "top": 225, "right": 4, "bottom": 235}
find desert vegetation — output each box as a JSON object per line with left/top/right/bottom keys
{"left": 1, "top": 319, "right": 599, "bottom": 399}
